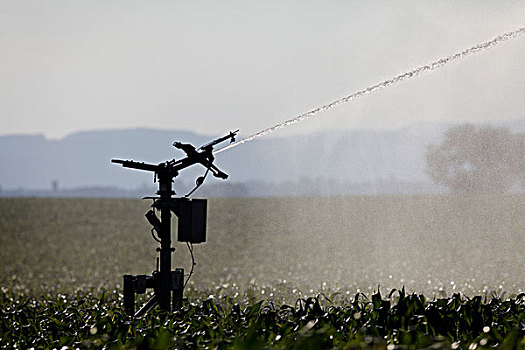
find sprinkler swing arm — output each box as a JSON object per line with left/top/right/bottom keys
{"left": 111, "top": 130, "right": 237, "bottom": 317}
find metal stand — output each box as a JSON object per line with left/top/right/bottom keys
{"left": 112, "top": 130, "right": 237, "bottom": 317}
{"left": 121, "top": 170, "right": 185, "bottom": 315}
{"left": 123, "top": 269, "right": 184, "bottom": 316}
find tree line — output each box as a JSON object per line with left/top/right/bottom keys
{"left": 426, "top": 124, "right": 525, "bottom": 193}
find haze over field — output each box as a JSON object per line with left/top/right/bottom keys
{"left": 1, "top": 197, "right": 524, "bottom": 298}
{"left": 1, "top": 122, "right": 449, "bottom": 192}
{"left": 1, "top": 118, "right": 524, "bottom": 196}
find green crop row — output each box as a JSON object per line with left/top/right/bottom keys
{"left": 1, "top": 288, "right": 523, "bottom": 349}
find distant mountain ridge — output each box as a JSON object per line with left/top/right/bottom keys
{"left": 1, "top": 119, "right": 523, "bottom": 195}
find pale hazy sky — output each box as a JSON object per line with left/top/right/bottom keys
{"left": 1, "top": 1, "right": 524, "bottom": 140}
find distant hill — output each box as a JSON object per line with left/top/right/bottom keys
{"left": 0, "top": 119, "right": 523, "bottom": 196}
{"left": 0, "top": 129, "right": 209, "bottom": 191}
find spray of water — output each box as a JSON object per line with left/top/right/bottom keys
{"left": 215, "top": 26, "right": 525, "bottom": 154}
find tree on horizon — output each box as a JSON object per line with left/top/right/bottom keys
{"left": 426, "top": 124, "right": 525, "bottom": 194}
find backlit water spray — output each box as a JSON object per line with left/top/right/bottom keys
{"left": 215, "top": 26, "right": 525, "bottom": 154}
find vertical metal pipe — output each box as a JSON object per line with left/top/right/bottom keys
{"left": 158, "top": 173, "right": 173, "bottom": 312}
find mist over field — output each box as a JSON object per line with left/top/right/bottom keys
{"left": 1, "top": 196, "right": 523, "bottom": 301}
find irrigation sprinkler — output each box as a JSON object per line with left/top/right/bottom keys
{"left": 112, "top": 130, "right": 238, "bottom": 317}
{"left": 107, "top": 26, "right": 525, "bottom": 318}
